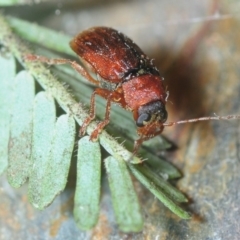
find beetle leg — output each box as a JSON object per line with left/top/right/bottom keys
{"left": 132, "top": 136, "right": 153, "bottom": 155}
{"left": 133, "top": 125, "right": 164, "bottom": 154}
{"left": 79, "top": 90, "right": 98, "bottom": 136}
{"left": 24, "top": 54, "right": 100, "bottom": 86}
{"left": 89, "top": 92, "right": 113, "bottom": 141}
{"left": 80, "top": 88, "right": 125, "bottom": 140}
{"left": 89, "top": 89, "right": 125, "bottom": 140}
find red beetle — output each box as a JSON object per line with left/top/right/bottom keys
{"left": 25, "top": 27, "right": 240, "bottom": 152}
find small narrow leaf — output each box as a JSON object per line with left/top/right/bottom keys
{"left": 74, "top": 136, "right": 101, "bottom": 230}
{"left": 7, "top": 16, "right": 72, "bottom": 55}
{"left": 128, "top": 164, "right": 191, "bottom": 219}
{"left": 105, "top": 156, "right": 143, "bottom": 232}
{"left": 0, "top": 52, "right": 15, "bottom": 175}
{"left": 131, "top": 164, "right": 187, "bottom": 203}
{"left": 28, "top": 91, "right": 56, "bottom": 209}
{"left": 142, "top": 153, "right": 181, "bottom": 179}
{"left": 34, "top": 114, "right": 76, "bottom": 208}
{"left": 7, "top": 71, "right": 35, "bottom": 187}
{"left": 0, "top": 0, "right": 25, "bottom": 6}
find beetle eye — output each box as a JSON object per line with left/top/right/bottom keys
{"left": 136, "top": 113, "right": 151, "bottom": 127}
{"left": 160, "top": 109, "right": 168, "bottom": 123}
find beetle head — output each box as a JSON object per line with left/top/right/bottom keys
{"left": 134, "top": 100, "right": 167, "bottom": 139}
{"left": 136, "top": 100, "right": 167, "bottom": 127}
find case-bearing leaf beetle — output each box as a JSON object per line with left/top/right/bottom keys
{"left": 25, "top": 26, "right": 240, "bottom": 153}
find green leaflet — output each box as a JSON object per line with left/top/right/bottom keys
{"left": 7, "top": 71, "right": 35, "bottom": 187}
{"left": 105, "top": 156, "right": 143, "bottom": 232}
{"left": 28, "top": 92, "right": 75, "bottom": 209}
{"left": 38, "top": 114, "right": 76, "bottom": 207}
{"left": 74, "top": 136, "right": 101, "bottom": 230}
{"left": 0, "top": 0, "right": 21, "bottom": 6}
{"left": 7, "top": 16, "right": 72, "bottom": 55}
{"left": 28, "top": 91, "right": 56, "bottom": 208}
{"left": 130, "top": 164, "right": 187, "bottom": 203}
{"left": 128, "top": 164, "right": 191, "bottom": 219}
{"left": 0, "top": 52, "right": 16, "bottom": 175}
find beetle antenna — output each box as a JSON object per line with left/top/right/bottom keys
{"left": 163, "top": 113, "right": 240, "bottom": 127}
